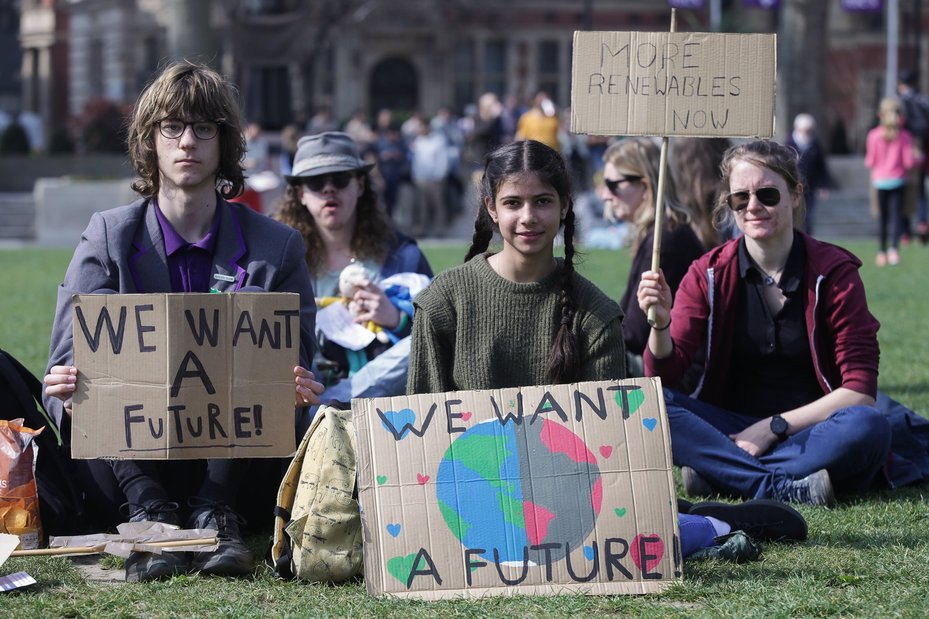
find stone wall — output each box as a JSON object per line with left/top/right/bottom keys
{"left": 0, "top": 155, "right": 132, "bottom": 192}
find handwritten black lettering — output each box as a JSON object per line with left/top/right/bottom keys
{"left": 445, "top": 399, "right": 466, "bottom": 434}
{"left": 232, "top": 310, "right": 256, "bottom": 346}
{"left": 530, "top": 391, "right": 568, "bottom": 424}
{"left": 407, "top": 548, "right": 442, "bottom": 588}
{"left": 491, "top": 392, "right": 524, "bottom": 425}
{"left": 124, "top": 404, "right": 145, "bottom": 448}
{"left": 376, "top": 403, "right": 438, "bottom": 440}
{"left": 574, "top": 387, "right": 607, "bottom": 421}
{"left": 604, "top": 537, "right": 634, "bottom": 581}
{"left": 185, "top": 307, "right": 219, "bottom": 347}
{"left": 135, "top": 304, "right": 156, "bottom": 352}
{"left": 464, "top": 548, "right": 487, "bottom": 587}
{"left": 208, "top": 403, "right": 227, "bottom": 439}
{"left": 530, "top": 543, "right": 561, "bottom": 581}
{"left": 170, "top": 350, "right": 216, "bottom": 397}
{"left": 75, "top": 305, "right": 127, "bottom": 354}
{"left": 493, "top": 546, "right": 529, "bottom": 585}
{"left": 638, "top": 535, "right": 663, "bottom": 580}
{"left": 565, "top": 543, "right": 599, "bottom": 582}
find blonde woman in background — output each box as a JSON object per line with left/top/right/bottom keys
{"left": 598, "top": 137, "right": 706, "bottom": 377}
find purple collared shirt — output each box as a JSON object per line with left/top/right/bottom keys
{"left": 153, "top": 200, "right": 222, "bottom": 293}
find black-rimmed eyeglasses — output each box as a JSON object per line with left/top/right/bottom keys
{"left": 156, "top": 120, "right": 220, "bottom": 140}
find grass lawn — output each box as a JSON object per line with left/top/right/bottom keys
{"left": 2, "top": 239, "right": 928, "bottom": 618}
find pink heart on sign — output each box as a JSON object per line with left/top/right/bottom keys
{"left": 599, "top": 445, "right": 613, "bottom": 459}
{"left": 416, "top": 473, "right": 430, "bottom": 485}
{"left": 630, "top": 533, "right": 665, "bottom": 575}
{"left": 460, "top": 411, "right": 473, "bottom": 421}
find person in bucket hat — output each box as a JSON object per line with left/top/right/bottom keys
{"left": 276, "top": 132, "right": 432, "bottom": 427}
{"left": 284, "top": 132, "right": 376, "bottom": 182}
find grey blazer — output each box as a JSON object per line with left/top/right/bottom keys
{"left": 44, "top": 196, "right": 317, "bottom": 430}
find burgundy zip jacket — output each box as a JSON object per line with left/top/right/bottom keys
{"left": 645, "top": 231, "right": 880, "bottom": 407}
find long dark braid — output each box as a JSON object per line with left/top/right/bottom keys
{"left": 546, "top": 205, "right": 579, "bottom": 383}
{"left": 467, "top": 139, "right": 580, "bottom": 384}
{"left": 464, "top": 153, "right": 503, "bottom": 262}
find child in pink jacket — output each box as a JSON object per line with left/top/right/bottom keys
{"left": 865, "top": 97, "right": 922, "bottom": 266}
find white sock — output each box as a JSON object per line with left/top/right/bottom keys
{"left": 706, "top": 515, "right": 731, "bottom": 537}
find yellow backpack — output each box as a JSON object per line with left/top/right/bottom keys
{"left": 271, "top": 405, "right": 363, "bottom": 582}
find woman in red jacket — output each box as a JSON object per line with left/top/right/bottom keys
{"left": 637, "top": 140, "right": 891, "bottom": 506}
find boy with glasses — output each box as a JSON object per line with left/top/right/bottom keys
{"left": 43, "top": 60, "right": 324, "bottom": 581}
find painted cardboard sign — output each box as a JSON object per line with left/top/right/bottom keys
{"left": 71, "top": 293, "right": 298, "bottom": 459}
{"left": 571, "top": 31, "right": 776, "bottom": 137}
{"left": 354, "top": 377, "right": 681, "bottom": 599}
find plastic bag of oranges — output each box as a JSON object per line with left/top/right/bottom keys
{"left": 0, "top": 418, "right": 43, "bottom": 549}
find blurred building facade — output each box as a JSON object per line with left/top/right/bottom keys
{"left": 9, "top": 0, "right": 929, "bottom": 153}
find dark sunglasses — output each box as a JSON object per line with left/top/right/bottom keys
{"left": 726, "top": 187, "right": 781, "bottom": 211}
{"left": 302, "top": 172, "right": 356, "bottom": 192}
{"left": 604, "top": 175, "right": 643, "bottom": 195}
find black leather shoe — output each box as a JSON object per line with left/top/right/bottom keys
{"left": 187, "top": 499, "right": 254, "bottom": 576}
{"left": 121, "top": 500, "right": 189, "bottom": 582}
{"left": 690, "top": 499, "right": 808, "bottom": 542}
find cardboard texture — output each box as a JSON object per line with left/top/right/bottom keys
{"left": 71, "top": 293, "right": 298, "bottom": 459}
{"left": 354, "top": 377, "right": 681, "bottom": 600}
{"left": 571, "top": 31, "right": 776, "bottom": 138}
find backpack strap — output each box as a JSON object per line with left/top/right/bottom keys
{"left": 0, "top": 348, "right": 62, "bottom": 445}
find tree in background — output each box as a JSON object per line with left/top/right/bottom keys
{"left": 777, "top": 0, "right": 829, "bottom": 149}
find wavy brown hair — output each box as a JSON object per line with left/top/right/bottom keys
{"left": 274, "top": 173, "right": 395, "bottom": 276}
{"left": 466, "top": 139, "right": 579, "bottom": 384}
{"left": 670, "top": 137, "right": 730, "bottom": 248}
{"left": 127, "top": 60, "right": 246, "bottom": 199}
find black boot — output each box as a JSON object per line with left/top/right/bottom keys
{"left": 122, "top": 500, "right": 190, "bottom": 582}
{"left": 187, "top": 498, "right": 254, "bottom": 576}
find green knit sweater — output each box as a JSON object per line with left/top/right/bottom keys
{"left": 407, "top": 253, "right": 626, "bottom": 394}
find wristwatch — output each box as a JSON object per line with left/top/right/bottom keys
{"left": 769, "top": 415, "right": 789, "bottom": 442}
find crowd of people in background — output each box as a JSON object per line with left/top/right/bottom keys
{"left": 227, "top": 69, "right": 929, "bottom": 265}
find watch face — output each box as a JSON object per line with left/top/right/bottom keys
{"left": 770, "top": 416, "right": 788, "bottom": 436}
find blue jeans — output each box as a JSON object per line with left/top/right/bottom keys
{"left": 664, "top": 389, "right": 891, "bottom": 499}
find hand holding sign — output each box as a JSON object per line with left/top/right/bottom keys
{"left": 43, "top": 365, "right": 78, "bottom": 417}
{"left": 294, "top": 365, "right": 324, "bottom": 407}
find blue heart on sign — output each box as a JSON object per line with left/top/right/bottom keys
{"left": 381, "top": 408, "right": 417, "bottom": 439}
{"left": 583, "top": 545, "right": 595, "bottom": 561}
{"left": 643, "top": 418, "right": 658, "bottom": 432}
{"left": 386, "top": 523, "right": 401, "bottom": 538}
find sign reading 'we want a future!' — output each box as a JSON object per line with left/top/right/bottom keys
{"left": 71, "top": 293, "right": 298, "bottom": 459}
{"left": 355, "top": 378, "right": 681, "bottom": 600}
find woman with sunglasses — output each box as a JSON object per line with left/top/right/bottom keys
{"left": 276, "top": 132, "right": 432, "bottom": 414}
{"left": 598, "top": 137, "right": 706, "bottom": 378}
{"left": 637, "top": 140, "right": 891, "bottom": 507}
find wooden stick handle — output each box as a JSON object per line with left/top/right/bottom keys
{"left": 10, "top": 536, "right": 217, "bottom": 557}
{"left": 10, "top": 545, "right": 104, "bottom": 557}
{"left": 647, "top": 8, "right": 677, "bottom": 328}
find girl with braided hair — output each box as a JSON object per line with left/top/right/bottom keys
{"left": 407, "top": 139, "right": 807, "bottom": 558}
{"left": 407, "top": 139, "right": 624, "bottom": 393}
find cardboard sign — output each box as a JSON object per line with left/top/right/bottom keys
{"left": 354, "top": 378, "right": 681, "bottom": 599}
{"left": 71, "top": 293, "right": 298, "bottom": 459}
{"left": 571, "top": 31, "right": 776, "bottom": 138}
